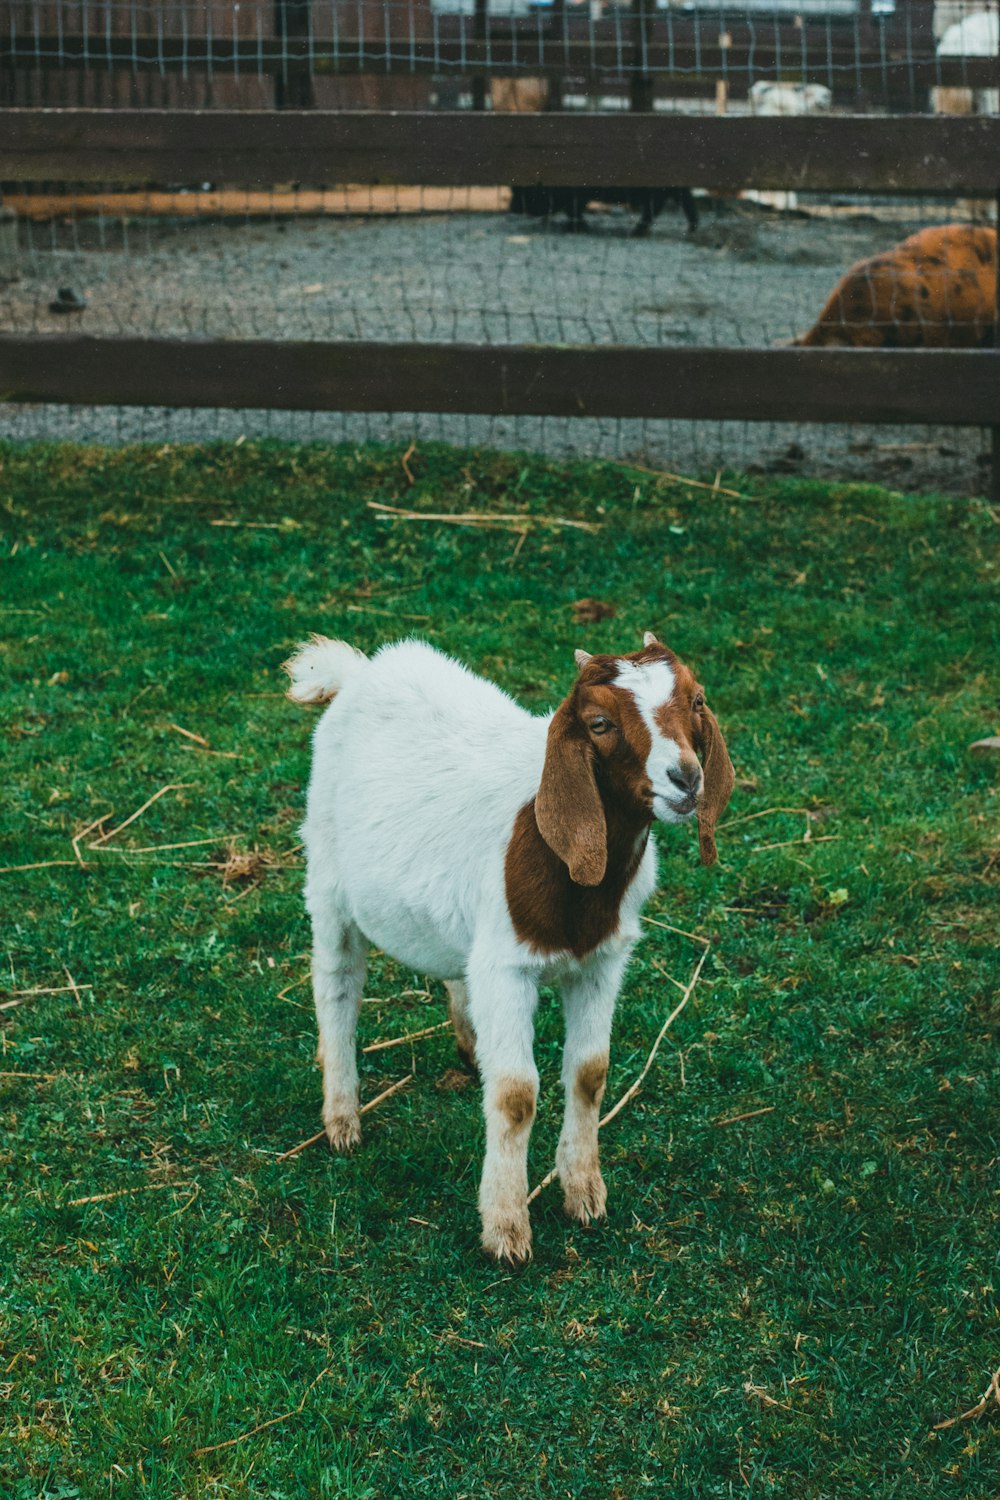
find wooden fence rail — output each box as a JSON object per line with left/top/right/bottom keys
{"left": 1, "top": 339, "right": 996, "bottom": 426}
{"left": 3, "top": 110, "right": 1000, "bottom": 192}
{"left": 1, "top": 109, "right": 996, "bottom": 497}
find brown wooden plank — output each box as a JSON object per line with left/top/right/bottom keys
{"left": 0, "top": 336, "right": 995, "bottom": 425}
{"left": 4, "top": 186, "right": 509, "bottom": 220}
{"left": 3, "top": 110, "right": 1000, "bottom": 191}
{"left": 274, "top": 0, "right": 315, "bottom": 110}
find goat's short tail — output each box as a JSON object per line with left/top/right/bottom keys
{"left": 284, "top": 635, "right": 368, "bottom": 705}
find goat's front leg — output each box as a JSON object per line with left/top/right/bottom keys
{"left": 557, "top": 945, "right": 630, "bottom": 1225}
{"left": 466, "top": 955, "right": 540, "bottom": 1265}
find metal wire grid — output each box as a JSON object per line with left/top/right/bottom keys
{"left": 0, "top": 401, "right": 987, "bottom": 495}
{"left": 3, "top": 0, "right": 997, "bottom": 112}
{"left": 0, "top": 184, "right": 992, "bottom": 492}
{"left": 1, "top": 5, "right": 995, "bottom": 489}
{"left": 0, "top": 186, "right": 991, "bottom": 346}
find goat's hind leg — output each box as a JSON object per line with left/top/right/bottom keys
{"left": 445, "top": 979, "right": 478, "bottom": 1072}
{"left": 309, "top": 889, "right": 366, "bottom": 1151}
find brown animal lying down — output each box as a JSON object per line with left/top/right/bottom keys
{"left": 795, "top": 225, "right": 996, "bottom": 348}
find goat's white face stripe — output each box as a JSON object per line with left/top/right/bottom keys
{"left": 614, "top": 659, "right": 676, "bottom": 746}
{"left": 615, "top": 657, "right": 693, "bottom": 822}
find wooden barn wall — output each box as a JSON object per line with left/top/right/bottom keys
{"left": 2, "top": 0, "right": 434, "bottom": 108}
{"left": 1, "top": 0, "right": 943, "bottom": 113}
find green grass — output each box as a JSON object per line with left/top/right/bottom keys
{"left": 1, "top": 439, "right": 997, "bottom": 1499}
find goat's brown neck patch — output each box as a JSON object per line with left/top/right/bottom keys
{"left": 505, "top": 790, "right": 650, "bottom": 959}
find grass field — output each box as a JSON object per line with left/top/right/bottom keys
{"left": 1, "top": 440, "right": 997, "bottom": 1499}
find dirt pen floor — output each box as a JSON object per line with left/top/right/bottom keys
{"left": 1, "top": 195, "right": 990, "bottom": 495}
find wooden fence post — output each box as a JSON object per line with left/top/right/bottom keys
{"left": 274, "top": 0, "right": 314, "bottom": 109}
{"left": 630, "top": 0, "right": 655, "bottom": 113}
{"left": 546, "top": 0, "right": 565, "bottom": 114}
{"left": 472, "top": 0, "right": 489, "bottom": 112}
{"left": 994, "top": 185, "right": 1000, "bottom": 505}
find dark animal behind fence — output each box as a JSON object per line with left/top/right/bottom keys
{"left": 511, "top": 185, "right": 699, "bottom": 236}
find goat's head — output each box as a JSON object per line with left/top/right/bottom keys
{"left": 535, "top": 632, "right": 735, "bottom": 884}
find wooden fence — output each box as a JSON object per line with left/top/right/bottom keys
{"left": 1, "top": 109, "right": 998, "bottom": 494}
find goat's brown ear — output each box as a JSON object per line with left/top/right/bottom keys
{"left": 535, "top": 700, "right": 607, "bottom": 886}
{"left": 697, "top": 705, "right": 735, "bottom": 867}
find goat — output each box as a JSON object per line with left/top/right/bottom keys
{"left": 793, "top": 224, "right": 996, "bottom": 348}
{"left": 510, "top": 185, "right": 699, "bottom": 236}
{"left": 934, "top": 9, "right": 999, "bottom": 116}
{"left": 286, "top": 633, "right": 734, "bottom": 1263}
{"left": 748, "top": 81, "right": 832, "bottom": 116}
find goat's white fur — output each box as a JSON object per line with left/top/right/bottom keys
{"left": 285, "top": 635, "right": 368, "bottom": 704}
{"left": 289, "top": 636, "right": 693, "bottom": 1262}
{"left": 934, "top": 10, "right": 999, "bottom": 115}
{"left": 612, "top": 657, "right": 703, "bottom": 825}
{"left": 748, "top": 81, "right": 832, "bottom": 116}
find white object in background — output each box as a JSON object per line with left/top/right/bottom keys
{"left": 745, "top": 82, "right": 833, "bottom": 213}
{"left": 935, "top": 9, "right": 999, "bottom": 114}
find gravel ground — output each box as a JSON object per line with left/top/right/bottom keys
{"left": 1, "top": 197, "right": 989, "bottom": 493}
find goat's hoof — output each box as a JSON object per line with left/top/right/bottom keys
{"left": 324, "top": 1111, "right": 361, "bottom": 1152}
{"left": 562, "top": 1171, "right": 607, "bottom": 1226}
{"left": 481, "top": 1213, "right": 533, "bottom": 1266}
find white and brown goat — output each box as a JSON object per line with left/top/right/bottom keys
{"left": 286, "top": 634, "right": 734, "bottom": 1263}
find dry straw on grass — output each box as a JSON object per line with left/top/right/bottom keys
{"left": 219, "top": 847, "right": 270, "bottom": 889}
{"left": 715, "top": 1106, "right": 776, "bottom": 1128}
{"left": 68, "top": 1181, "right": 196, "bottom": 1207}
{"left": 277, "top": 1074, "right": 413, "bottom": 1162}
{"left": 362, "top": 1021, "right": 452, "bottom": 1055}
{"left": 1, "top": 982, "right": 93, "bottom": 1011}
{"left": 192, "top": 1363, "right": 333, "bottom": 1457}
{"left": 932, "top": 1363, "right": 1000, "bottom": 1431}
{"left": 367, "top": 500, "right": 601, "bottom": 534}
{"left": 624, "top": 462, "right": 748, "bottom": 501}
{"left": 90, "top": 783, "right": 192, "bottom": 846}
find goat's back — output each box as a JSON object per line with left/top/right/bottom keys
{"left": 303, "top": 642, "right": 548, "bottom": 964}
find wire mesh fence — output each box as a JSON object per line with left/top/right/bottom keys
{"left": 2, "top": 184, "right": 994, "bottom": 349}
{"left": 2, "top": 0, "right": 998, "bottom": 113}
{"left": 1, "top": 403, "right": 988, "bottom": 494}
{"left": 1, "top": 4, "right": 997, "bottom": 493}
{"left": 1, "top": 177, "right": 993, "bottom": 491}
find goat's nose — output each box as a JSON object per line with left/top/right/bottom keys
{"left": 668, "top": 763, "right": 701, "bottom": 794}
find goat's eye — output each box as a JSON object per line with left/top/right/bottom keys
{"left": 693, "top": 693, "right": 705, "bottom": 711}
{"left": 588, "top": 716, "right": 614, "bottom": 735}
